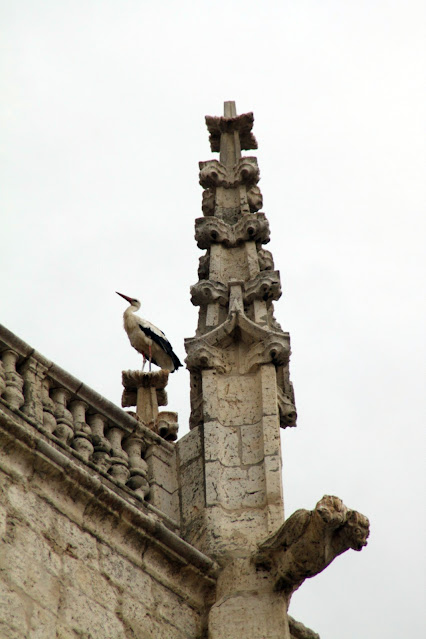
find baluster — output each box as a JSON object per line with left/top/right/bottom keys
{"left": 51, "top": 387, "right": 74, "bottom": 444}
{"left": 106, "top": 427, "right": 130, "bottom": 484}
{"left": 123, "top": 435, "right": 150, "bottom": 499}
{"left": 69, "top": 400, "right": 94, "bottom": 462}
{"left": 41, "top": 377, "right": 57, "bottom": 434}
{"left": 20, "top": 358, "right": 46, "bottom": 425}
{"left": 0, "top": 355, "right": 6, "bottom": 396}
{"left": 88, "top": 413, "right": 112, "bottom": 472}
{"left": 1, "top": 350, "right": 24, "bottom": 410}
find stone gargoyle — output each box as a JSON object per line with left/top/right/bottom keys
{"left": 254, "top": 495, "right": 369, "bottom": 599}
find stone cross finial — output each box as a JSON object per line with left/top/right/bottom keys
{"left": 219, "top": 101, "right": 241, "bottom": 167}
{"left": 201, "top": 102, "right": 261, "bottom": 224}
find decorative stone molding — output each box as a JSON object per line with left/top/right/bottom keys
{"left": 195, "top": 213, "right": 270, "bottom": 249}
{"left": 121, "top": 369, "right": 176, "bottom": 441}
{"left": 245, "top": 333, "right": 291, "bottom": 372}
{"left": 244, "top": 271, "right": 282, "bottom": 305}
{"left": 121, "top": 369, "right": 169, "bottom": 409}
{"left": 186, "top": 305, "right": 290, "bottom": 376}
{"left": 205, "top": 111, "right": 258, "bottom": 152}
{"left": 190, "top": 280, "right": 229, "bottom": 307}
{"left": 254, "top": 495, "right": 370, "bottom": 597}
{"left": 199, "top": 160, "right": 229, "bottom": 189}
{"left": 190, "top": 271, "right": 282, "bottom": 315}
{"left": 199, "top": 157, "right": 259, "bottom": 190}
{"left": 202, "top": 185, "right": 262, "bottom": 218}
{"left": 185, "top": 340, "right": 230, "bottom": 374}
{"left": 235, "top": 157, "right": 260, "bottom": 189}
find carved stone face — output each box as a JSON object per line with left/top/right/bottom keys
{"left": 347, "top": 512, "right": 370, "bottom": 550}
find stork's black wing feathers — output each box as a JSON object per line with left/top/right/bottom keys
{"left": 137, "top": 323, "right": 182, "bottom": 372}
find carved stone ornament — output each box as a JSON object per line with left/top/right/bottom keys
{"left": 198, "top": 252, "right": 210, "bottom": 280}
{"left": 258, "top": 248, "right": 275, "bottom": 271}
{"left": 195, "top": 213, "right": 270, "bottom": 249}
{"left": 186, "top": 304, "right": 290, "bottom": 374}
{"left": 190, "top": 271, "right": 281, "bottom": 309}
{"left": 247, "top": 185, "right": 263, "bottom": 212}
{"left": 254, "top": 495, "right": 370, "bottom": 597}
{"left": 245, "top": 333, "right": 291, "bottom": 372}
{"left": 190, "top": 280, "right": 229, "bottom": 307}
{"left": 185, "top": 341, "right": 230, "bottom": 374}
{"left": 157, "top": 410, "right": 179, "bottom": 441}
{"left": 277, "top": 387, "right": 297, "bottom": 428}
{"left": 244, "top": 271, "right": 282, "bottom": 306}
{"left": 121, "top": 369, "right": 169, "bottom": 409}
{"left": 122, "top": 369, "right": 169, "bottom": 390}
{"left": 199, "top": 160, "right": 228, "bottom": 189}
{"left": 288, "top": 617, "right": 320, "bottom": 639}
{"left": 205, "top": 111, "right": 258, "bottom": 152}
{"left": 199, "top": 157, "right": 259, "bottom": 190}
{"left": 202, "top": 188, "right": 216, "bottom": 216}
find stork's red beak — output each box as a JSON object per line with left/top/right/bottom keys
{"left": 116, "top": 291, "right": 133, "bottom": 303}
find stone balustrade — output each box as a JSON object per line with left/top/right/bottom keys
{"left": 0, "top": 324, "right": 178, "bottom": 514}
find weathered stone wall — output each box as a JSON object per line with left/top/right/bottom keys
{"left": 0, "top": 402, "right": 215, "bottom": 639}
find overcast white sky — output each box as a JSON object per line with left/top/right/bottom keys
{"left": 1, "top": 1, "right": 425, "bottom": 637}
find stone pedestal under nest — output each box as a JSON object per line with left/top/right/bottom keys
{"left": 121, "top": 369, "right": 178, "bottom": 441}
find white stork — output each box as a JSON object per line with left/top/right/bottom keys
{"left": 116, "top": 292, "right": 182, "bottom": 373}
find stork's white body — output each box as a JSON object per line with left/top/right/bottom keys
{"left": 117, "top": 293, "right": 182, "bottom": 372}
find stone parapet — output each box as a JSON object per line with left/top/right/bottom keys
{"left": 0, "top": 323, "right": 179, "bottom": 524}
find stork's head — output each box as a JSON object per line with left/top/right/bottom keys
{"left": 116, "top": 292, "right": 141, "bottom": 311}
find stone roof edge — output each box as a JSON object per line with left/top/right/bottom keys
{"left": 0, "top": 323, "right": 173, "bottom": 451}
{"left": 0, "top": 404, "right": 219, "bottom": 583}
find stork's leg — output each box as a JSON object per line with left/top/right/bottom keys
{"left": 142, "top": 353, "right": 146, "bottom": 372}
{"left": 148, "top": 345, "right": 152, "bottom": 372}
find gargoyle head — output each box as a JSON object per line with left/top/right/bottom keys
{"left": 344, "top": 510, "right": 370, "bottom": 550}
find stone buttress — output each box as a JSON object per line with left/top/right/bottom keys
{"left": 177, "top": 102, "right": 297, "bottom": 639}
